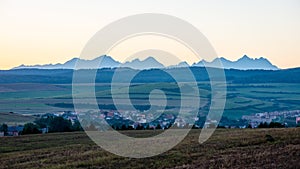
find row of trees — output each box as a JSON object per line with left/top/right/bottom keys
{"left": 85, "top": 123, "right": 171, "bottom": 131}
{"left": 2, "top": 120, "right": 299, "bottom": 136}
{"left": 22, "top": 116, "right": 83, "bottom": 135}
{"left": 257, "top": 122, "right": 285, "bottom": 128}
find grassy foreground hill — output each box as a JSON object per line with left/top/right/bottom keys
{"left": 0, "top": 128, "right": 299, "bottom": 169}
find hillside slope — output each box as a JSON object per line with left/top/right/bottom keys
{"left": 1, "top": 67, "right": 300, "bottom": 84}
{"left": 0, "top": 128, "right": 299, "bottom": 168}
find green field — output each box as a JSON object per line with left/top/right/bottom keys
{"left": 0, "top": 128, "right": 299, "bottom": 168}
{"left": 0, "top": 83, "right": 299, "bottom": 120}
{"left": 0, "top": 112, "right": 36, "bottom": 125}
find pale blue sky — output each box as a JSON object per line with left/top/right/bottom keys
{"left": 0, "top": 0, "right": 299, "bottom": 69}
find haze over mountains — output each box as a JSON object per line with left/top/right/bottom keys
{"left": 14, "top": 55, "right": 279, "bottom": 70}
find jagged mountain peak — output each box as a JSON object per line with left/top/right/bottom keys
{"left": 121, "top": 56, "right": 164, "bottom": 70}
{"left": 168, "top": 61, "right": 190, "bottom": 68}
{"left": 193, "top": 55, "right": 279, "bottom": 70}
{"left": 240, "top": 54, "right": 250, "bottom": 59}
{"left": 12, "top": 55, "right": 279, "bottom": 70}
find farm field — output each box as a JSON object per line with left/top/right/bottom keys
{"left": 0, "top": 112, "right": 35, "bottom": 125}
{"left": 0, "top": 83, "right": 299, "bottom": 120}
{"left": 0, "top": 128, "right": 299, "bottom": 169}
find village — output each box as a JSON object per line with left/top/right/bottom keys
{"left": 242, "top": 110, "right": 300, "bottom": 128}
{"left": 1, "top": 109, "right": 300, "bottom": 137}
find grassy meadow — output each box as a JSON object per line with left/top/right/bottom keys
{"left": 0, "top": 128, "right": 299, "bottom": 169}
{"left": 0, "top": 82, "right": 299, "bottom": 120}
{"left": 0, "top": 112, "right": 36, "bottom": 125}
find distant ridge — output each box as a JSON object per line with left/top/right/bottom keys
{"left": 192, "top": 55, "right": 279, "bottom": 70}
{"left": 13, "top": 55, "right": 279, "bottom": 70}
{"left": 14, "top": 55, "right": 121, "bottom": 70}
{"left": 120, "top": 57, "right": 164, "bottom": 70}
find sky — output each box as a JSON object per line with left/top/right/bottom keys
{"left": 0, "top": 0, "right": 300, "bottom": 69}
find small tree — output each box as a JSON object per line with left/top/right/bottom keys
{"left": 136, "top": 124, "right": 144, "bottom": 130}
{"left": 269, "top": 122, "right": 284, "bottom": 128}
{"left": 121, "top": 124, "right": 128, "bottom": 130}
{"left": 22, "top": 123, "right": 41, "bottom": 135}
{"left": 72, "top": 120, "right": 83, "bottom": 131}
{"left": 156, "top": 124, "right": 162, "bottom": 130}
{"left": 49, "top": 116, "right": 72, "bottom": 132}
{"left": 258, "top": 122, "right": 269, "bottom": 128}
{"left": 0, "top": 123, "right": 8, "bottom": 135}
{"left": 247, "top": 124, "right": 252, "bottom": 129}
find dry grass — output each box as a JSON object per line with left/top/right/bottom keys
{"left": 0, "top": 128, "right": 299, "bottom": 169}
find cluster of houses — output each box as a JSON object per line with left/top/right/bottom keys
{"left": 84, "top": 110, "right": 180, "bottom": 130}
{"left": 41, "top": 111, "right": 78, "bottom": 124}
{"left": 2, "top": 109, "right": 299, "bottom": 137}
{"left": 44, "top": 110, "right": 300, "bottom": 129}
{"left": 81, "top": 109, "right": 240, "bottom": 130}
{"left": 0, "top": 125, "right": 24, "bottom": 137}
{"left": 242, "top": 110, "right": 300, "bottom": 128}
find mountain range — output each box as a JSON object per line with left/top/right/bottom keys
{"left": 192, "top": 55, "right": 278, "bottom": 70}
{"left": 13, "top": 55, "right": 279, "bottom": 70}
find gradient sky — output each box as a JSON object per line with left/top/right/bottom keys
{"left": 0, "top": 0, "right": 299, "bottom": 69}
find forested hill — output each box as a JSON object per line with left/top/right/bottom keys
{"left": 0, "top": 67, "right": 300, "bottom": 84}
